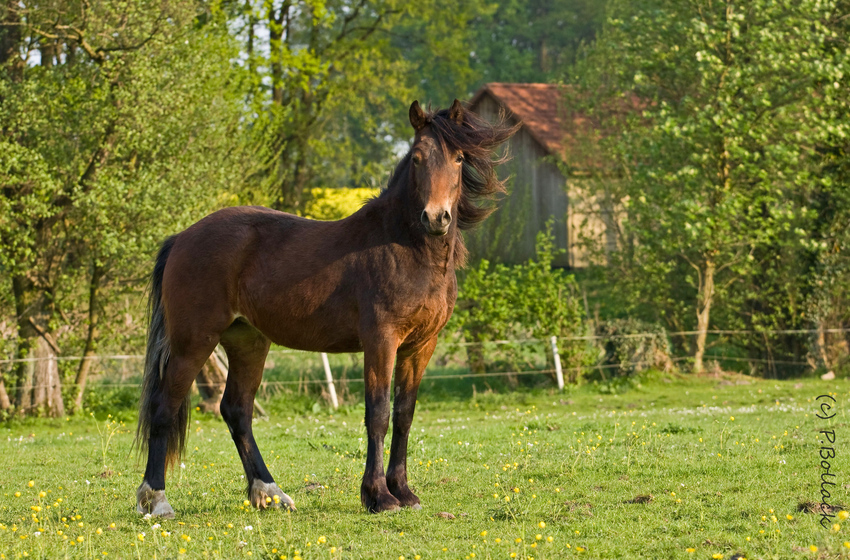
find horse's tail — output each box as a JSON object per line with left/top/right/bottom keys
{"left": 135, "top": 235, "right": 187, "bottom": 469}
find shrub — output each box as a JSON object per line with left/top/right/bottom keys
{"left": 447, "top": 225, "right": 590, "bottom": 381}
{"left": 301, "top": 187, "right": 380, "bottom": 220}
{"left": 594, "top": 318, "right": 674, "bottom": 377}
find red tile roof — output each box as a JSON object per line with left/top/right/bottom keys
{"left": 469, "top": 83, "right": 569, "bottom": 158}
{"left": 469, "top": 83, "right": 642, "bottom": 169}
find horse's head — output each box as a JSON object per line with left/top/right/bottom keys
{"left": 408, "top": 99, "right": 465, "bottom": 237}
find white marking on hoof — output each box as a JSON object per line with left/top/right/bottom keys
{"left": 411, "top": 503, "right": 422, "bottom": 510}
{"left": 136, "top": 481, "right": 176, "bottom": 519}
{"left": 250, "top": 480, "right": 296, "bottom": 511}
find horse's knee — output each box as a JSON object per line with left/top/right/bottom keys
{"left": 365, "top": 391, "right": 391, "bottom": 423}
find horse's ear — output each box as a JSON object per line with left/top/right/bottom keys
{"left": 409, "top": 100, "right": 426, "bottom": 132}
{"left": 449, "top": 99, "right": 464, "bottom": 126}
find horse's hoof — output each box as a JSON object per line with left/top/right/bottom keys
{"left": 363, "top": 491, "right": 402, "bottom": 514}
{"left": 388, "top": 483, "right": 420, "bottom": 509}
{"left": 136, "top": 481, "right": 176, "bottom": 519}
{"left": 250, "top": 480, "right": 296, "bottom": 511}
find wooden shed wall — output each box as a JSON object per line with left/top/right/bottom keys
{"left": 566, "top": 178, "right": 621, "bottom": 268}
{"left": 466, "top": 94, "right": 570, "bottom": 267}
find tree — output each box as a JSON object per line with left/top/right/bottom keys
{"left": 805, "top": 1, "right": 850, "bottom": 372}
{"left": 574, "top": 0, "right": 850, "bottom": 372}
{"left": 468, "top": 0, "right": 606, "bottom": 86}
{"left": 231, "top": 0, "right": 487, "bottom": 212}
{"left": 0, "top": 0, "right": 252, "bottom": 414}
{"left": 228, "top": 0, "right": 610, "bottom": 213}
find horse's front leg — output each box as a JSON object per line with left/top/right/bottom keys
{"left": 361, "top": 332, "right": 402, "bottom": 513}
{"left": 386, "top": 337, "right": 437, "bottom": 509}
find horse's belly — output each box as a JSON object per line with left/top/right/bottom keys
{"left": 269, "top": 330, "right": 363, "bottom": 354}
{"left": 249, "top": 309, "right": 363, "bottom": 354}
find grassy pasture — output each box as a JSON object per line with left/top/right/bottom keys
{"left": 0, "top": 366, "right": 846, "bottom": 560}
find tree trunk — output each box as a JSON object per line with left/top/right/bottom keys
{"left": 268, "top": 1, "right": 287, "bottom": 106}
{"left": 813, "top": 320, "right": 831, "bottom": 371}
{"left": 467, "top": 343, "right": 486, "bottom": 374}
{"left": 40, "top": 37, "right": 55, "bottom": 67}
{"left": 196, "top": 348, "right": 228, "bottom": 415}
{"left": 0, "top": 376, "right": 11, "bottom": 411}
{"left": 14, "top": 337, "right": 34, "bottom": 410}
{"left": 72, "top": 266, "right": 102, "bottom": 412}
{"left": 693, "top": 260, "right": 716, "bottom": 374}
{"left": 27, "top": 336, "right": 64, "bottom": 416}
{"left": 289, "top": 135, "right": 309, "bottom": 210}
{"left": 246, "top": 0, "right": 257, "bottom": 76}
{"left": 12, "top": 274, "right": 63, "bottom": 416}
{"left": 12, "top": 276, "right": 44, "bottom": 408}
{"left": 0, "top": 0, "right": 23, "bottom": 77}
{"left": 539, "top": 36, "right": 549, "bottom": 73}
{"left": 16, "top": 334, "right": 64, "bottom": 417}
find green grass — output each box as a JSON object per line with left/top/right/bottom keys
{"left": 0, "top": 370, "right": 847, "bottom": 560}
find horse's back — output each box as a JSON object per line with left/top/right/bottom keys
{"left": 161, "top": 206, "right": 364, "bottom": 352}
{"left": 162, "top": 206, "right": 306, "bottom": 294}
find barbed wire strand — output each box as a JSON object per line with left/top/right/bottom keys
{"left": 15, "top": 357, "right": 694, "bottom": 391}
{"left": 1, "top": 326, "right": 847, "bottom": 365}
{"left": 701, "top": 355, "right": 812, "bottom": 367}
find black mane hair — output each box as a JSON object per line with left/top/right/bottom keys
{"left": 377, "top": 103, "right": 519, "bottom": 266}
{"left": 424, "top": 105, "right": 519, "bottom": 230}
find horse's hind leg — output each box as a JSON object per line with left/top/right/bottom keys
{"left": 219, "top": 321, "right": 295, "bottom": 511}
{"left": 386, "top": 338, "right": 437, "bottom": 509}
{"left": 138, "top": 347, "right": 215, "bottom": 518}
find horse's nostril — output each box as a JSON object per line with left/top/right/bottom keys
{"left": 421, "top": 209, "right": 451, "bottom": 233}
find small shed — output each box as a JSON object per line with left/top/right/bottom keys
{"left": 466, "top": 82, "right": 612, "bottom": 268}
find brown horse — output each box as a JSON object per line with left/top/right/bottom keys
{"left": 134, "top": 99, "right": 517, "bottom": 517}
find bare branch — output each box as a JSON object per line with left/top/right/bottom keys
{"left": 679, "top": 251, "right": 703, "bottom": 295}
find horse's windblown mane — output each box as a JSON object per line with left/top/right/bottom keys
{"left": 425, "top": 105, "right": 519, "bottom": 230}
{"left": 383, "top": 103, "right": 519, "bottom": 231}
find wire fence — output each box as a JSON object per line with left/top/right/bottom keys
{"left": 2, "top": 326, "right": 847, "bottom": 365}
{"left": 8, "top": 359, "right": 702, "bottom": 391}
{"left": 2, "top": 326, "right": 844, "bottom": 394}
{"left": 701, "top": 355, "right": 812, "bottom": 367}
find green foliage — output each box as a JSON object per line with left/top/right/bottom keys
{"left": 448, "top": 225, "right": 587, "bottom": 375}
{"left": 235, "top": 0, "right": 489, "bottom": 211}
{"left": 81, "top": 383, "right": 143, "bottom": 421}
{"left": 593, "top": 318, "right": 673, "bottom": 377}
{"left": 0, "top": 141, "right": 57, "bottom": 273}
{"left": 301, "top": 187, "right": 381, "bottom": 221}
{"left": 468, "top": 0, "right": 606, "bottom": 85}
{"left": 571, "top": 0, "right": 850, "bottom": 374}
{"left": 0, "top": 0, "right": 255, "bottom": 411}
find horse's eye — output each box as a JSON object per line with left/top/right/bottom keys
{"left": 455, "top": 153, "right": 464, "bottom": 163}
{"left": 412, "top": 154, "right": 421, "bottom": 166}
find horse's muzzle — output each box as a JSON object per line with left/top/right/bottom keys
{"left": 421, "top": 209, "right": 451, "bottom": 236}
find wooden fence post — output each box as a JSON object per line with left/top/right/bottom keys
{"left": 321, "top": 353, "right": 339, "bottom": 409}
{"left": 550, "top": 336, "right": 564, "bottom": 391}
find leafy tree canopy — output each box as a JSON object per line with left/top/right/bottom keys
{"left": 571, "top": 0, "right": 850, "bottom": 373}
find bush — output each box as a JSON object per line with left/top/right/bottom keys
{"left": 593, "top": 318, "right": 673, "bottom": 377}
{"left": 447, "top": 225, "right": 591, "bottom": 381}
{"left": 301, "top": 187, "right": 381, "bottom": 220}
